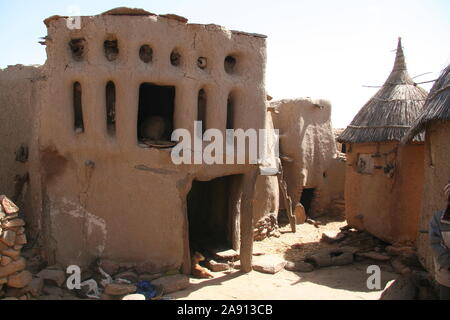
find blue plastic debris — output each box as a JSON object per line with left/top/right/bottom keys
{"left": 136, "top": 281, "right": 158, "bottom": 300}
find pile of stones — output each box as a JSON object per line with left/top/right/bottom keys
{"left": 0, "top": 196, "right": 32, "bottom": 296}
{"left": 253, "top": 213, "right": 280, "bottom": 241}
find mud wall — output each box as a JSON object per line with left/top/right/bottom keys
{"left": 30, "top": 13, "right": 268, "bottom": 272}
{"left": 416, "top": 122, "right": 450, "bottom": 274}
{"left": 271, "top": 98, "right": 339, "bottom": 217}
{"left": 253, "top": 110, "right": 279, "bottom": 223}
{"left": 345, "top": 141, "right": 424, "bottom": 244}
{"left": 0, "top": 65, "right": 42, "bottom": 236}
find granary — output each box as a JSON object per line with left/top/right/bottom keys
{"left": 338, "top": 38, "right": 428, "bottom": 244}
{"left": 0, "top": 8, "right": 279, "bottom": 274}
{"left": 270, "top": 98, "right": 345, "bottom": 219}
{"left": 402, "top": 64, "right": 450, "bottom": 274}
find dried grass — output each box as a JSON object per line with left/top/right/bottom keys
{"left": 402, "top": 63, "right": 450, "bottom": 142}
{"left": 338, "top": 38, "right": 428, "bottom": 144}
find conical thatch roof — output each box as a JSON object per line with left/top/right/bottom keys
{"left": 402, "top": 64, "right": 450, "bottom": 143}
{"left": 338, "top": 38, "right": 428, "bottom": 143}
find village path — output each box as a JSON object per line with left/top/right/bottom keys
{"left": 170, "top": 216, "right": 398, "bottom": 300}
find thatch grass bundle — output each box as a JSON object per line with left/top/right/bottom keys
{"left": 338, "top": 38, "right": 428, "bottom": 144}
{"left": 402, "top": 64, "right": 450, "bottom": 143}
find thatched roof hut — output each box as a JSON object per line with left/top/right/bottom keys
{"left": 402, "top": 64, "right": 450, "bottom": 143}
{"left": 338, "top": 38, "right": 428, "bottom": 143}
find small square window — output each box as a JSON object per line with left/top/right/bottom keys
{"left": 356, "top": 154, "right": 374, "bottom": 174}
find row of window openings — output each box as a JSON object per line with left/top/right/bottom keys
{"left": 69, "top": 38, "right": 238, "bottom": 74}
{"left": 73, "top": 82, "right": 236, "bottom": 144}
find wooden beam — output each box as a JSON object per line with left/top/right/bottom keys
{"left": 240, "top": 168, "right": 259, "bottom": 273}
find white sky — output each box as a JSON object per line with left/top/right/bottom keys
{"left": 1, "top": 0, "right": 449, "bottom": 128}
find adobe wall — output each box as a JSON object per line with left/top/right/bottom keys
{"left": 345, "top": 141, "right": 424, "bottom": 244}
{"left": 253, "top": 110, "right": 279, "bottom": 223}
{"left": 416, "top": 122, "right": 450, "bottom": 274}
{"left": 29, "top": 13, "right": 269, "bottom": 272}
{"left": 271, "top": 98, "right": 340, "bottom": 217}
{"left": 0, "top": 65, "right": 42, "bottom": 235}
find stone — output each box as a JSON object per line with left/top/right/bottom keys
{"left": 139, "top": 273, "right": 164, "bottom": 282}
{"left": 291, "top": 243, "right": 304, "bottom": 249}
{"left": 114, "top": 271, "right": 138, "bottom": 283}
{"left": 1, "top": 255, "right": 12, "bottom": 266}
{"left": 151, "top": 275, "right": 190, "bottom": 294}
{"left": 294, "top": 204, "right": 307, "bottom": 224}
{"left": 285, "top": 261, "right": 315, "bottom": 273}
{"left": 0, "top": 242, "right": 9, "bottom": 251}
{"left": 13, "top": 245, "right": 23, "bottom": 251}
{"left": 356, "top": 251, "right": 391, "bottom": 262}
{"left": 136, "top": 261, "right": 158, "bottom": 274}
{"left": 37, "top": 269, "right": 66, "bottom": 287}
{"left": 38, "top": 295, "right": 62, "bottom": 300}
{"left": 104, "top": 283, "right": 137, "bottom": 296}
{"left": 16, "top": 227, "right": 25, "bottom": 235}
{"left": 26, "top": 277, "right": 44, "bottom": 297}
{"left": 122, "top": 294, "right": 146, "bottom": 300}
{"left": 14, "top": 234, "right": 27, "bottom": 245}
{"left": 305, "top": 248, "right": 355, "bottom": 268}
{"left": 386, "top": 246, "right": 415, "bottom": 257}
{"left": 0, "top": 257, "right": 26, "bottom": 278}
{"left": 391, "top": 258, "right": 412, "bottom": 275}
{"left": 42, "top": 285, "right": 64, "bottom": 296}
{"left": 331, "top": 252, "right": 354, "bottom": 266}
{"left": 98, "top": 259, "right": 120, "bottom": 276}
{"left": 119, "top": 262, "right": 137, "bottom": 270}
{"left": 8, "top": 270, "right": 32, "bottom": 288}
{"left": 252, "top": 248, "right": 265, "bottom": 256}
{"left": 0, "top": 196, "right": 19, "bottom": 215}
{"left": 2, "top": 219, "right": 25, "bottom": 229}
{"left": 214, "top": 249, "right": 240, "bottom": 260}
{"left": 2, "top": 249, "right": 20, "bottom": 260}
{"left": 1, "top": 230, "right": 16, "bottom": 246}
{"left": 207, "top": 260, "right": 229, "bottom": 272}
{"left": 321, "top": 231, "right": 346, "bottom": 244}
{"left": 252, "top": 255, "right": 287, "bottom": 274}
{"left": 379, "top": 276, "right": 417, "bottom": 300}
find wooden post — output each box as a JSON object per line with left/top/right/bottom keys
{"left": 240, "top": 168, "right": 259, "bottom": 273}
{"left": 278, "top": 162, "right": 296, "bottom": 233}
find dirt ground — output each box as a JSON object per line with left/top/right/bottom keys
{"left": 170, "top": 216, "right": 399, "bottom": 300}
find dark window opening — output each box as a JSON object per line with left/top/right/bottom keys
{"left": 69, "top": 38, "right": 86, "bottom": 61}
{"left": 106, "top": 81, "right": 116, "bottom": 136}
{"left": 342, "top": 143, "right": 347, "bottom": 153}
{"left": 198, "top": 89, "right": 207, "bottom": 134}
{"left": 170, "top": 50, "right": 181, "bottom": 66}
{"left": 224, "top": 55, "right": 237, "bottom": 74}
{"left": 73, "top": 82, "right": 84, "bottom": 133}
{"left": 197, "top": 57, "right": 207, "bottom": 69}
{"left": 104, "top": 39, "right": 119, "bottom": 61}
{"left": 300, "top": 188, "right": 316, "bottom": 216}
{"left": 139, "top": 45, "right": 153, "bottom": 63}
{"left": 226, "top": 93, "right": 235, "bottom": 130}
{"left": 187, "top": 176, "right": 234, "bottom": 256}
{"left": 138, "top": 83, "right": 175, "bottom": 144}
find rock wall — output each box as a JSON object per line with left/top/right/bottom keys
{"left": 0, "top": 196, "right": 32, "bottom": 294}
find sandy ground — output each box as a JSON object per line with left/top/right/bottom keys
{"left": 170, "top": 216, "right": 398, "bottom": 300}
